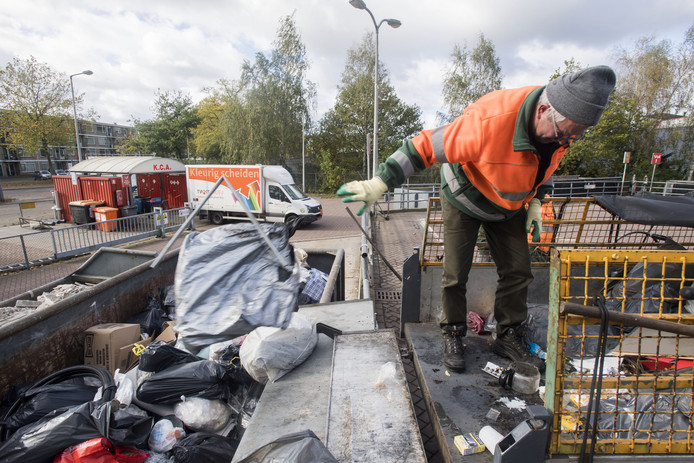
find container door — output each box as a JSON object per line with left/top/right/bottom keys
{"left": 266, "top": 183, "right": 292, "bottom": 218}
{"left": 163, "top": 173, "right": 187, "bottom": 208}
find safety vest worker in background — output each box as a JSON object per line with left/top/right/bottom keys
{"left": 527, "top": 201, "right": 556, "bottom": 254}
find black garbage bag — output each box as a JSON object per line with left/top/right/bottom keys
{"left": 136, "top": 360, "right": 233, "bottom": 405}
{"left": 108, "top": 405, "right": 154, "bottom": 449}
{"left": 0, "top": 400, "right": 152, "bottom": 463}
{"left": 138, "top": 340, "right": 200, "bottom": 373}
{"left": 162, "top": 284, "right": 177, "bottom": 313}
{"left": 170, "top": 432, "right": 240, "bottom": 463}
{"left": 127, "top": 293, "right": 168, "bottom": 338}
{"left": 0, "top": 365, "right": 115, "bottom": 443}
{"left": 174, "top": 223, "right": 300, "bottom": 352}
{"left": 2, "top": 382, "right": 98, "bottom": 435}
{"left": 235, "top": 429, "right": 338, "bottom": 463}
{"left": 233, "top": 382, "right": 265, "bottom": 440}
{"left": 580, "top": 387, "right": 693, "bottom": 441}
{"left": 566, "top": 240, "right": 694, "bottom": 357}
{"left": 211, "top": 342, "right": 254, "bottom": 384}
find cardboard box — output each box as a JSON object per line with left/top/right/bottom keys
{"left": 84, "top": 323, "right": 141, "bottom": 374}
{"left": 454, "top": 433, "right": 485, "bottom": 456}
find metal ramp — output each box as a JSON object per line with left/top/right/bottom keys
{"left": 326, "top": 330, "right": 426, "bottom": 462}
{"left": 232, "top": 301, "right": 426, "bottom": 462}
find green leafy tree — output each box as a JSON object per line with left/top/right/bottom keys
{"left": 613, "top": 26, "right": 694, "bottom": 180}
{"left": 0, "top": 56, "right": 93, "bottom": 173}
{"left": 191, "top": 80, "right": 242, "bottom": 163}
{"left": 230, "top": 13, "right": 316, "bottom": 165}
{"left": 556, "top": 93, "right": 643, "bottom": 177}
{"left": 439, "top": 33, "right": 502, "bottom": 123}
{"left": 123, "top": 90, "right": 200, "bottom": 160}
{"left": 313, "top": 33, "right": 422, "bottom": 189}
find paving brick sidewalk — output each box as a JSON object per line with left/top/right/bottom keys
{"left": 371, "top": 209, "right": 443, "bottom": 462}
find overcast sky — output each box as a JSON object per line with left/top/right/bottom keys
{"left": 1, "top": 1, "right": 692, "bottom": 130}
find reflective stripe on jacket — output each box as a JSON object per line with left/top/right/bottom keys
{"left": 376, "top": 86, "right": 568, "bottom": 221}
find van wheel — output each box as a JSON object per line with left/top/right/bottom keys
{"left": 210, "top": 211, "right": 224, "bottom": 225}
{"left": 284, "top": 213, "right": 298, "bottom": 224}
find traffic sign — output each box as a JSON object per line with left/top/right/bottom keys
{"left": 652, "top": 153, "right": 662, "bottom": 165}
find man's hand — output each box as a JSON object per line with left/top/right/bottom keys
{"left": 337, "top": 177, "right": 388, "bottom": 216}
{"left": 526, "top": 198, "right": 542, "bottom": 242}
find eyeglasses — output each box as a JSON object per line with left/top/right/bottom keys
{"left": 550, "top": 111, "right": 583, "bottom": 145}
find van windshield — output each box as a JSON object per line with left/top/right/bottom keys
{"left": 283, "top": 183, "right": 308, "bottom": 200}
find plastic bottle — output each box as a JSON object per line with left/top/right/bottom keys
{"left": 527, "top": 342, "right": 547, "bottom": 360}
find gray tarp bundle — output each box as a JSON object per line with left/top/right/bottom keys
{"left": 594, "top": 192, "right": 694, "bottom": 227}
{"left": 174, "top": 223, "right": 299, "bottom": 352}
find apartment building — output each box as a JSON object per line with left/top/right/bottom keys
{"left": 0, "top": 120, "right": 135, "bottom": 177}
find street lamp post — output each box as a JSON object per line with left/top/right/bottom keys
{"left": 70, "top": 70, "right": 93, "bottom": 163}
{"left": 349, "top": 0, "right": 400, "bottom": 179}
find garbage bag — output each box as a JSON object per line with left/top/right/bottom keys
{"left": 174, "top": 396, "right": 234, "bottom": 433}
{"left": 234, "top": 382, "right": 265, "bottom": 439}
{"left": 240, "top": 312, "right": 318, "bottom": 384}
{"left": 3, "top": 382, "right": 98, "bottom": 435}
{"left": 1, "top": 365, "right": 115, "bottom": 443}
{"left": 107, "top": 404, "right": 153, "bottom": 449}
{"left": 566, "top": 240, "right": 694, "bottom": 356}
{"left": 235, "top": 429, "right": 337, "bottom": 463}
{"left": 54, "top": 437, "right": 150, "bottom": 463}
{"left": 137, "top": 341, "right": 199, "bottom": 373}
{"left": 170, "top": 432, "right": 239, "bottom": 463}
{"left": 208, "top": 338, "right": 253, "bottom": 384}
{"left": 148, "top": 418, "right": 185, "bottom": 453}
{"left": 127, "top": 293, "right": 168, "bottom": 338}
{"left": 582, "top": 387, "right": 693, "bottom": 441}
{"left": 174, "top": 223, "right": 300, "bottom": 352}
{"left": 135, "top": 360, "right": 233, "bottom": 405}
{"left": 0, "top": 401, "right": 151, "bottom": 463}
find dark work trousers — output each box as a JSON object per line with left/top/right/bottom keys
{"left": 440, "top": 196, "right": 533, "bottom": 336}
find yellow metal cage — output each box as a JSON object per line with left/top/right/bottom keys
{"left": 420, "top": 197, "right": 694, "bottom": 267}
{"left": 546, "top": 248, "right": 694, "bottom": 456}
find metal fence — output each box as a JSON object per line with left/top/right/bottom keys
{"left": 0, "top": 207, "right": 192, "bottom": 273}
{"left": 420, "top": 196, "right": 694, "bottom": 267}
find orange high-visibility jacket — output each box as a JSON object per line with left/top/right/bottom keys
{"left": 376, "top": 86, "right": 568, "bottom": 221}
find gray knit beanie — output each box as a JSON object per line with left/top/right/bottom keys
{"left": 546, "top": 65, "right": 616, "bottom": 126}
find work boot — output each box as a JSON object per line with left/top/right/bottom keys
{"left": 442, "top": 324, "right": 466, "bottom": 372}
{"left": 492, "top": 327, "right": 545, "bottom": 372}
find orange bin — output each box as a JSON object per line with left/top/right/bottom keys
{"left": 93, "top": 206, "right": 120, "bottom": 232}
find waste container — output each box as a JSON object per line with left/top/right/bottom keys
{"left": 119, "top": 205, "right": 137, "bottom": 217}
{"left": 69, "top": 200, "right": 105, "bottom": 224}
{"left": 93, "top": 206, "right": 120, "bottom": 232}
{"left": 136, "top": 196, "right": 151, "bottom": 213}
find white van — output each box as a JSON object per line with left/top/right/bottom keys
{"left": 186, "top": 165, "right": 322, "bottom": 225}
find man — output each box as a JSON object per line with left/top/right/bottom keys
{"left": 337, "top": 65, "right": 616, "bottom": 372}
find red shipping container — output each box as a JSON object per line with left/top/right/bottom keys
{"left": 135, "top": 173, "right": 185, "bottom": 208}
{"left": 78, "top": 177, "right": 127, "bottom": 208}
{"left": 52, "top": 176, "right": 80, "bottom": 222}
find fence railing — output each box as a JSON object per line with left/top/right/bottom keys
{"left": 376, "top": 178, "right": 694, "bottom": 215}
{"left": 420, "top": 196, "right": 694, "bottom": 267}
{"left": 0, "top": 207, "right": 192, "bottom": 273}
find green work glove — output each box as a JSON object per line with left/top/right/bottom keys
{"left": 525, "top": 198, "right": 542, "bottom": 242}
{"left": 337, "top": 177, "right": 388, "bottom": 216}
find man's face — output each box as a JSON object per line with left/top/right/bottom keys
{"left": 534, "top": 104, "right": 589, "bottom": 145}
